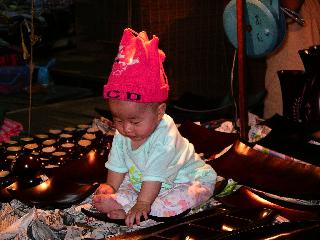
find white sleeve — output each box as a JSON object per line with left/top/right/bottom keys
{"left": 105, "top": 132, "right": 128, "bottom": 173}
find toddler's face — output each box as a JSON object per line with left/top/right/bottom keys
{"left": 108, "top": 100, "right": 165, "bottom": 146}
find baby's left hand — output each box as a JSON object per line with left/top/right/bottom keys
{"left": 125, "top": 201, "right": 151, "bottom": 227}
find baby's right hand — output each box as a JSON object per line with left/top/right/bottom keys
{"left": 95, "top": 183, "right": 115, "bottom": 195}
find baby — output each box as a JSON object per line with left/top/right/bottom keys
{"left": 92, "top": 28, "right": 217, "bottom": 227}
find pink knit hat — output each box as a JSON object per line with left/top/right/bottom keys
{"left": 103, "top": 28, "right": 169, "bottom": 103}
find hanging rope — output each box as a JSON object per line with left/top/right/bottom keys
{"left": 28, "top": 0, "right": 36, "bottom": 136}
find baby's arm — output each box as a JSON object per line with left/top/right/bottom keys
{"left": 93, "top": 170, "right": 126, "bottom": 211}
{"left": 125, "top": 181, "right": 161, "bottom": 227}
{"left": 106, "top": 169, "right": 126, "bottom": 192}
{"left": 95, "top": 170, "right": 126, "bottom": 195}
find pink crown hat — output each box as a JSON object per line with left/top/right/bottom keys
{"left": 103, "top": 28, "right": 169, "bottom": 103}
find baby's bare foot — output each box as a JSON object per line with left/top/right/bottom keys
{"left": 108, "top": 209, "right": 126, "bottom": 219}
{"left": 93, "top": 195, "right": 122, "bottom": 213}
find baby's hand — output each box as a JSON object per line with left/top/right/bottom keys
{"left": 95, "top": 183, "right": 115, "bottom": 195}
{"left": 125, "top": 201, "right": 151, "bottom": 227}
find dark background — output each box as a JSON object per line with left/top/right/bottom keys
{"left": 0, "top": 0, "right": 266, "bottom": 134}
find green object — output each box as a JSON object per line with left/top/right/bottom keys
{"left": 215, "top": 179, "right": 241, "bottom": 197}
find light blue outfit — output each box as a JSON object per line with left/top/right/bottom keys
{"left": 105, "top": 114, "right": 217, "bottom": 216}
{"left": 106, "top": 114, "right": 217, "bottom": 193}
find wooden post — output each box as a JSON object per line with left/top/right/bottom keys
{"left": 236, "top": 0, "right": 249, "bottom": 140}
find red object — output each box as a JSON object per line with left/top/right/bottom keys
{"left": 0, "top": 53, "right": 17, "bottom": 66}
{"left": 0, "top": 118, "right": 23, "bottom": 142}
{"left": 236, "top": 0, "right": 249, "bottom": 140}
{"left": 103, "top": 28, "right": 169, "bottom": 103}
